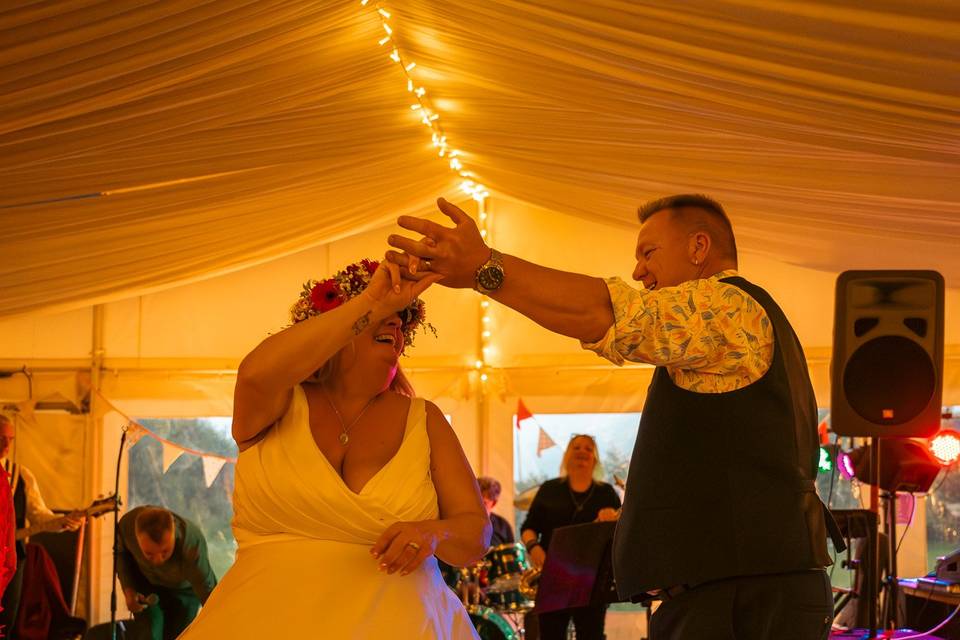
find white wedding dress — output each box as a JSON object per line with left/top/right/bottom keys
{"left": 179, "top": 385, "right": 478, "bottom": 639}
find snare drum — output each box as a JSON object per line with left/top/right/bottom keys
{"left": 467, "top": 605, "right": 519, "bottom": 640}
{"left": 484, "top": 543, "right": 529, "bottom": 593}
{"left": 484, "top": 588, "right": 532, "bottom": 612}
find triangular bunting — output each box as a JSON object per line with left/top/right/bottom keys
{"left": 161, "top": 442, "right": 184, "bottom": 473}
{"left": 125, "top": 423, "right": 146, "bottom": 447}
{"left": 536, "top": 426, "right": 556, "bottom": 457}
{"left": 201, "top": 457, "right": 227, "bottom": 488}
{"left": 517, "top": 398, "right": 534, "bottom": 426}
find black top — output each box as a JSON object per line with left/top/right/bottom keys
{"left": 521, "top": 478, "right": 621, "bottom": 551}
{"left": 490, "top": 512, "right": 515, "bottom": 547}
{"left": 612, "top": 275, "right": 833, "bottom": 599}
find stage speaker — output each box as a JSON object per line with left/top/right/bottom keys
{"left": 831, "top": 270, "right": 944, "bottom": 437}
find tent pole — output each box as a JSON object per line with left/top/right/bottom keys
{"left": 87, "top": 305, "right": 105, "bottom": 624}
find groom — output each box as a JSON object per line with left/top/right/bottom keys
{"left": 386, "top": 195, "right": 838, "bottom": 640}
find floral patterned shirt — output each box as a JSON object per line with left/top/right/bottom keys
{"left": 581, "top": 270, "right": 774, "bottom": 393}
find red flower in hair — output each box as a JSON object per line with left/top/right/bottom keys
{"left": 310, "top": 279, "right": 343, "bottom": 312}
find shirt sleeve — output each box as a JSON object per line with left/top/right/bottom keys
{"left": 581, "top": 276, "right": 773, "bottom": 379}
{"left": 520, "top": 484, "right": 549, "bottom": 538}
{"left": 182, "top": 528, "right": 217, "bottom": 604}
{"left": 20, "top": 466, "right": 58, "bottom": 525}
{"left": 116, "top": 522, "right": 141, "bottom": 591}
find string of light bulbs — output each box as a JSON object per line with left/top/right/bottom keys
{"left": 361, "top": 0, "right": 493, "bottom": 388}
{"left": 360, "top": 0, "right": 489, "bottom": 203}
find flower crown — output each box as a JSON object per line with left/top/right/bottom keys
{"left": 289, "top": 258, "right": 435, "bottom": 351}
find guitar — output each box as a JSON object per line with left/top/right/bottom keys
{"left": 16, "top": 494, "right": 118, "bottom": 541}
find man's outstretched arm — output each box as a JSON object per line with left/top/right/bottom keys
{"left": 386, "top": 198, "right": 614, "bottom": 343}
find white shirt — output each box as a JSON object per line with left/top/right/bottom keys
{"left": 2, "top": 458, "right": 58, "bottom": 527}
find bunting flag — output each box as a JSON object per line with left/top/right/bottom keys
{"left": 516, "top": 398, "right": 534, "bottom": 427}
{"left": 818, "top": 415, "right": 830, "bottom": 445}
{"left": 536, "top": 426, "right": 557, "bottom": 457}
{"left": 125, "top": 423, "right": 147, "bottom": 447}
{"left": 201, "top": 456, "right": 228, "bottom": 488}
{"left": 161, "top": 442, "right": 184, "bottom": 473}
{"left": 94, "top": 391, "right": 237, "bottom": 489}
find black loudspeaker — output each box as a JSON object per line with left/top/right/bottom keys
{"left": 831, "top": 270, "right": 944, "bottom": 437}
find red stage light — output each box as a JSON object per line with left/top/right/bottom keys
{"left": 928, "top": 430, "right": 960, "bottom": 466}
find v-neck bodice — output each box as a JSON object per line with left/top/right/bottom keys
{"left": 231, "top": 385, "right": 438, "bottom": 548}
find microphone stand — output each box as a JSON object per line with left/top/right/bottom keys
{"left": 111, "top": 427, "right": 127, "bottom": 640}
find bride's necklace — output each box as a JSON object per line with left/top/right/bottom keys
{"left": 324, "top": 389, "right": 380, "bottom": 446}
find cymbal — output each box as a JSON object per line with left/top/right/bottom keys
{"left": 513, "top": 484, "right": 540, "bottom": 510}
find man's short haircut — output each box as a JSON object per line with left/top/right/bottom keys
{"left": 637, "top": 194, "right": 738, "bottom": 264}
{"left": 477, "top": 476, "right": 501, "bottom": 502}
{"left": 135, "top": 507, "right": 175, "bottom": 544}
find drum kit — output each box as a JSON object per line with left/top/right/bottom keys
{"left": 442, "top": 542, "right": 540, "bottom": 640}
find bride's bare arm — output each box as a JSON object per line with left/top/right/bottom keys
{"left": 232, "top": 266, "right": 441, "bottom": 450}
{"left": 423, "top": 402, "right": 491, "bottom": 566}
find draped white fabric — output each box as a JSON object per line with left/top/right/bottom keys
{"left": 2, "top": 0, "right": 958, "bottom": 317}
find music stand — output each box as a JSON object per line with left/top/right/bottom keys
{"left": 534, "top": 521, "right": 620, "bottom": 615}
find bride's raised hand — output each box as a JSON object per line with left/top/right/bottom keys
{"left": 362, "top": 259, "right": 443, "bottom": 322}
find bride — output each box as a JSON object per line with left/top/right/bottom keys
{"left": 180, "top": 258, "right": 490, "bottom": 638}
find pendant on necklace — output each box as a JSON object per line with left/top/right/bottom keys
{"left": 339, "top": 433, "right": 349, "bottom": 445}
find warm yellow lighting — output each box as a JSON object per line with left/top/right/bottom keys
{"left": 382, "top": 23, "right": 392, "bottom": 35}
{"left": 378, "top": 8, "right": 391, "bottom": 17}
{"left": 415, "top": 88, "right": 426, "bottom": 97}
{"left": 361, "top": 0, "right": 369, "bottom": 5}
{"left": 480, "top": 229, "right": 488, "bottom": 238}
{"left": 480, "top": 300, "right": 490, "bottom": 308}
{"left": 480, "top": 373, "right": 489, "bottom": 382}
{"left": 428, "top": 113, "right": 439, "bottom": 121}
{"left": 482, "top": 331, "right": 491, "bottom": 338}
{"left": 411, "top": 104, "right": 422, "bottom": 110}
{"left": 407, "top": 79, "right": 413, "bottom": 91}
{"left": 390, "top": 49, "right": 400, "bottom": 62}
{"left": 379, "top": 36, "right": 391, "bottom": 46}
{"left": 474, "top": 360, "right": 484, "bottom": 369}
{"left": 482, "top": 315, "right": 491, "bottom": 324}
{"left": 479, "top": 212, "right": 488, "bottom": 221}
{"left": 405, "top": 62, "right": 416, "bottom": 71}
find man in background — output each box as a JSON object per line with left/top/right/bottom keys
{"left": 0, "top": 414, "right": 84, "bottom": 635}
{"left": 117, "top": 506, "right": 216, "bottom": 640}
{"left": 478, "top": 476, "right": 514, "bottom": 546}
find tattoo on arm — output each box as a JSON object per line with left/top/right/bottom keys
{"left": 352, "top": 311, "right": 371, "bottom": 335}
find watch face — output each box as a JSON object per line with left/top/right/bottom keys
{"left": 479, "top": 266, "right": 505, "bottom": 291}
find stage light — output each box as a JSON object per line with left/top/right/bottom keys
{"left": 818, "top": 446, "right": 833, "bottom": 473}
{"left": 839, "top": 451, "right": 856, "bottom": 479}
{"left": 929, "top": 430, "right": 960, "bottom": 466}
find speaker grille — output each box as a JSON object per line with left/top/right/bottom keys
{"left": 843, "top": 336, "right": 935, "bottom": 425}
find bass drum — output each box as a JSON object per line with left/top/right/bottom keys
{"left": 467, "top": 605, "right": 518, "bottom": 640}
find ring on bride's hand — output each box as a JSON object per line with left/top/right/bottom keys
{"left": 406, "top": 541, "right": 422, "bottom": 552}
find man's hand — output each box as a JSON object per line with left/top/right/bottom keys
{"left": 124, "top": 588, "right": 147, "bottom": 614}
{"left": 386, "top": 198, "right": 491, "bottom": 289}
{"left": 61, "top": 511, "right": 86, "bottom": 531}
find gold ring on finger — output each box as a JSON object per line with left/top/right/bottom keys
{"left": 406, "top": 541, "right": 421, "bottom": 551}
